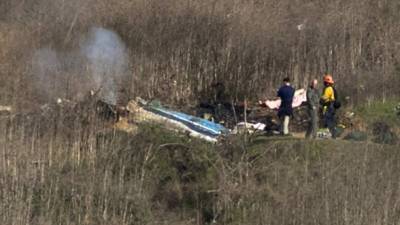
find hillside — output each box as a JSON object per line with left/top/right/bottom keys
{"left": 1, "top": 0, "right": 400, "bottom": 109}
{"left": 1, "top": 115, "right": 399, "bottom": 224}
{"left": 2, "top": 0, "right": 400, "bottom": 224}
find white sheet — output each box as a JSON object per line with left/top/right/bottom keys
{"left": 264, "top": 89, "right": 307, "bottom": 110}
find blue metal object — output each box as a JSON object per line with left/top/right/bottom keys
{"left": 145, "top": 105, "right": 228, "bottom": 138}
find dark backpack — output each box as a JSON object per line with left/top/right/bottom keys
{"left": 332, "top": 87, "right": 341, "bottom": 109}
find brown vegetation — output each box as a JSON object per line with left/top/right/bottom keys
{"left": 1, "top": 1, "right": 400, "bottom": 224}
{"left": 1, "top": 111, "right": 400, "bottom": 224}
{"left": 1, "top": 0, "right": 400, "bottom": 109}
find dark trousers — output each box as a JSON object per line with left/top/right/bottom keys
{"left": 306, "top": 108, "right": 318, "bottom": 139}
{"left": 323, "top": 105, "right": 337, "bottom": 138}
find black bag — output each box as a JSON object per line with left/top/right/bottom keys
{"left": 333, "top": 100, "right": 341, "bottom": 109}
{"left": 332, "top": 87, "right": 341, "bottom": 109}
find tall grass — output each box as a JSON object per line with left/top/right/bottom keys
{"left": 1, "top": 0, "right": 400, "bottom": 109}
{"left": 1, "top": 111, "right": 399, "bottom": 224}
{"left": 2, "top": 1, "right": 400, "bottom": 224}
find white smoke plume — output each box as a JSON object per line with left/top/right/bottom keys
{"left": 81, "top": 27, "right": 129, "bottom": 104}
{"left": 31, "top": 27, "right": 129, "bottom": 105}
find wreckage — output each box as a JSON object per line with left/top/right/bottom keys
{"left": 0, "top": 85, "right": 378, "bottom": 143}
{"left": 126, "top": 98, "right": 229, "bottom": 142}
{"left": 0, "top": 88, "right": 311, "bottom": 142}
{"left": 121, "top": 89, "right": 309, "bottom": 141}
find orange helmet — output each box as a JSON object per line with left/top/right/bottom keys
{"left": 323, "top": 74, "right": 334, "bottom": 84}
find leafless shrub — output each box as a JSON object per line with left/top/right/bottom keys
{"left": 1, "top": 0, "right": 400, "bottom": 224}
{"left": 2, "top": 0, "right": 400, "bottom": 109}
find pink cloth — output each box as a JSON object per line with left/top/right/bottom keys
{"left": 265, "top": 89, "right": 307, "bottom": 110}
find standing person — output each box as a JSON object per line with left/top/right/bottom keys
{"left": 277, "top": 77, "right": 295, "bottom": 135}
{"left": 320, "top": 74, "right": 339, "bottom": 139}
{"left": 306, "top": 79, "right": 320, "bottom": 139}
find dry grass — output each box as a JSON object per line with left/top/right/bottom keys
{"left": 1, "top": 0, "right": 400, "bottom": 109}
{"left": 1, "top": 0, "right": 400, "bottom": 224}
{"left": 0, "top": 110, "right": 399, "bottom": 224}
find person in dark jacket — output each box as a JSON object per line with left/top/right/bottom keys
{"left": 306, "top": 79, "right": 320, "bottom": 139}
{"left": 277, "top": 77, "right": 295, "bottom": 135}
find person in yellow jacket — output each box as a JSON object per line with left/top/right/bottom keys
{"left": 320, "top": 74, "right": 338, "bottom": 138}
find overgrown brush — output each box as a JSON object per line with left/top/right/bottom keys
{"left": 1, "top": 112, "right": 400, "bottom": 224}
{"left": 1, "top": 0, "right": 400, "bottom": 109}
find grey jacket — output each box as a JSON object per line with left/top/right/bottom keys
{"left": 307, "top": 87, "right": 320, "bottom": 109}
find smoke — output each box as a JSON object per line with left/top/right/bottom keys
{"left": 81, "top": 27, "right": 129, "bottom": 104}
{"left": 31, "top": 27, "right": 129, "bottom": 105}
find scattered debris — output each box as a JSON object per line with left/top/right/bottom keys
{"left": 317, "top": 129, "right": 332, "bottom": 139}
{"left": 196, "top": 102, "right": 246, "bottom": 128}
{"left": 0, "top": 105, "right": 12, "bottom": 114}
{"left": 232, "top": 122, "right": 266, "bottom": 134}
{"left": 344, "top": 111, "right": 355, "bottom": 118}
{"left": 6, "top": 88, "right": 387, "bottom": 144}
{"left": 95, "top": 100, "right": 120, "bottom": 121}
{"left": 297, "top": 23, "right": 305, "bottom": 31}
